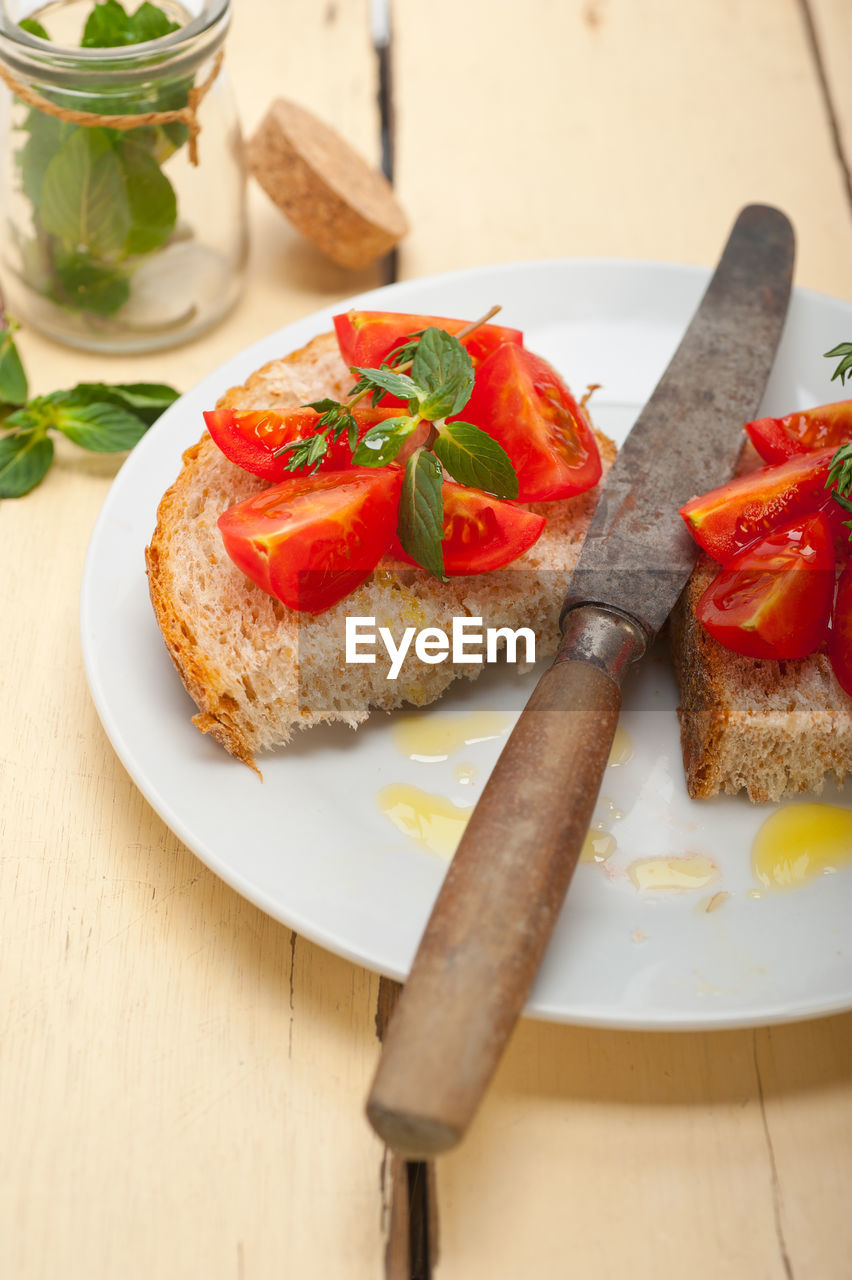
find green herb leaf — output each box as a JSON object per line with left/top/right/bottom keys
{"left": 411, "top": 327, "right": 475, "bottom": 419}
{"left": 0, "top": 431, "right": 53, "bottom": 497}
{"left": 826, "top": 343, "right": 852, "bottom": 386}
{"left": 51, "top": 249, "right": 131, "bottom": 316}
{"left": 120, "top": 139, "right": 178, "bottom": 254}
{"left": 351, "top": 366, "right": 421, "bottom": 405}
{"left": 57, "top": 381, "right": 178, "bottom": 424}
{"left": 52, "top": 401, "right": 149, "bottom": 452}
{"left": 81, "top": 0, "right": 133, "bottom": 46}
{"left": 0, "top": 325, "right": 29, "bottom": 406}
{"left": 128, "top": 2, "right": 180, "bottom": 42}
{"left": 352, "top": 416, "right": 417, "bottom": 467}
{"left": 40, "top": 128, "right": 131, "bottom": 257}
{"left": 17, "top": 109, "right": 71, "bottom": 206}
{"left": 19, "top": 17, "right": 50, "bottom": 38}
{"left": 397, "top": 448, "right": 445, "bottom": 579}
{"left": 433, "top": 420, "right": 518, "bottom": 498}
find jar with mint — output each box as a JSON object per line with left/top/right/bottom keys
{"left": 0, "top": 0, "right": 247, "bottom": 352}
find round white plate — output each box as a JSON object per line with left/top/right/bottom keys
{"left": 80, "top": 259, "right": 852, "bottom": 1029}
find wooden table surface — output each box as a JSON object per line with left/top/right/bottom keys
{"left": 3, "top": 1, "right": 852, "bottom": 1276}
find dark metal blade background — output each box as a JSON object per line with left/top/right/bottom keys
{"left": 564, "top": 204, "right": 795, "bottom": 640}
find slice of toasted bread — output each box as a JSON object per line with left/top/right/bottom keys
{"left": 146, "top": 332, "right": 616, "bottom": 768}
{"left": 670, "top": 554, "right": 852, "bottom": 803}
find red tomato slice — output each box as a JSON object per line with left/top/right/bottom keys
{"left": 203, "top": 407, "right": 402, "bottom": 482}
{"left": 746, "top": 400, "right": 852, "bottom": 464}
{"left": 388, "top": 481, "right": 545, "bottom": 575}
{"left": 218, "top": 468, "right": 402, "bottom": 614}
{"left": 679, "top": 447, "right": 836, "bottom": 562}
{"left": 829, "top": 559, "right": 852, "bottom": 698}
{"left": 332, "top": 310, "right": 524, "bottom": 370}
{"left": 459, "top": 345, "right": 601, "bottom": 502}
{"left": 696, "top": 511, "right": 835, "bottom": 660}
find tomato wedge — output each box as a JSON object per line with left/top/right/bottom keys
{"left": 696, "top": 511, "right": 835, "bottom": 660}
{"left": 332, "top": 310, "right": 523, "bottom": 370}
{"left": 829, "top": 559, "right": 852, "bottom": 698}
{"left": 203, "top": 406, "right": 403, "bottom": 482}
{"left": 218, "top": 467, "right": 402, "bottom": 614}
{"left": 389, "top": 481, "right": 545, "bottom": 575}
{"left": 746, "top": 400, "right": 852, "bottom": 464}
{"left": 680, "top": 447, "right": 836, "bottom": 562}
{"left": 460, "top": 345, "right": 601, "bottom": 502}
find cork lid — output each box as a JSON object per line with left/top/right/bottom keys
{"left": 246, "top": 98, "right": 408, "bottom": 270}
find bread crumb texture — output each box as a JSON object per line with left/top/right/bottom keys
{"left": 670, "top": 555, "right": 852, "bottom": 803}
{"left": 146, "top": 333, "right": 617, "bottom": 766}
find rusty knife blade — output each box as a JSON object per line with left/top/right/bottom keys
{"left": 563, "top": 203, "right": 795, "bottom": 641}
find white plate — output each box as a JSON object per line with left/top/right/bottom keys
{"left": 80, "top": 259, "right": 852, "bottom": 1030}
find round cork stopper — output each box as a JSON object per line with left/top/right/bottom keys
{"left": 246, "top": 98, "right": 408, "bottom": 270}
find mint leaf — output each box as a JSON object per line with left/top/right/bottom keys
{"left": 433, "top": 421, "right": 518, "bottom": 499}
{"left": 352, "top": 416, "right": 416, "bottom": 467}
{"left": 52, "top": 249, "right": 131, "bottom": 316}
{"left": 81, "top": 0, "right": 133, "bottom": 46}
{"left": 411, "top": 327, "right": 474, "bottom": 419}
{"left": 352, "top": 366, "right": 421, "bottom": 405}
{"left": 60, "top": 381, "right": 178, "bottom": 424}
{"left": 19, "top": 17, "right": 50, "bottom": 38}
{"left": 128, "top": 2, "right": 180, "bottom": 41}
{"left": 0, "top": 326, "right": 28, "bottom": 406}
{"left": 17, "top": 109, "right": 70, "bottom": 205}
{"left": 0, "top": 431, "right": 53, "bottom": 497}
{"left": 120, "top": 139, "right": 177, "bottom": 254}
{"left": 53, "top": 401, "right": 149, "bottom": 452}
{"left": 40, "top": 129, "right": 131, "bottom": 257}
{"left": 397, "top": 449, "right": 445, "bottom": 579}
{"left": 826, "top": 343, "right": 852, "bottom": 386}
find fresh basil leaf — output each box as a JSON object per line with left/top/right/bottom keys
{"left": 41, "top": 128, "right": 131, "bottom": 257}
{"left": 0, "top": 327, "right": 28, "bottom": 406}
{"left": 411, "top": 327, "right": 475, "bottom": 419}
{"left": 0, "top": 431, "right": 53, "bottom": 497}
{"left": 397, "top": 449, "right": 445, "bottom": 579}
{"left": 53, "top": 401, "right": 149, "bottom": 452}
{"left": 45, "top": 381, "right": 178, "bottom": 425}
{"left": 19, "top": 17, "right": 50, "bottom": 38}
{"left": 52, "top": 249, "right": 131, "bottom": 316}
{"left": 81, "top": 0, "right": 133, "bottom": 46}
{"left": 352, "top": 366, "right": 421, "bottom": 404}
{"left": 433, "top": 421, "right": 518, "bottom": 499}
{"left": 120, "top": 139, "right": 177, "bottom": 254}
{"left": 128, "top": 2, "right": 180, "bottom": 42}
{"left": 352, "top": 416, "right": 416, "bottom": 467}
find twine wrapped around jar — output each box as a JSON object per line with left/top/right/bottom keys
{"left": 0, "top": 47, "right": 223, "bottom": 165}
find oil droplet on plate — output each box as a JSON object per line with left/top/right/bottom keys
{"left": 391, "top": 710, "right": 512, "bottom": 762}
{"left": 453, "top": 762, "right": 477, "bottom": 785}
{"left": 628, "top": 855, "right": 719, "bottom": 892}
{"left": 377, "top": 784, "right": 472, "bottom": 859}
{"left": 580, "top": 828, "right": 617, "bottom": 863}
{"left": 608, "top": 724, "right": 633, "bottom": 767}
{"left": 751, "top": 804, "right": 852, "bottom": 890}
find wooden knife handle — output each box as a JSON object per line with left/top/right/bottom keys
{"left": 366, "top": 606, "right": 646, "bottom": 1158}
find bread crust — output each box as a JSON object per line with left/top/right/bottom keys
{"left": 670, "top": 554, "right": 852, "bottom": 802}
{"left": 146, "top": 332, "right": 617, "bottom": 766}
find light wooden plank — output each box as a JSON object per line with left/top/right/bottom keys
{"left": 0, "top": 2, "right": 392, "bottom": 1276}
{"left": 389, "top": 1, "right": 852, "bottom": 1276}
{"left": 392, "top": 0, "right": 852, "bottom": 297}
{"left": 809, "top": 0, "right": 852, "bottom": 208}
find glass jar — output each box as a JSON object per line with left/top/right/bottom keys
{"left": 0, "top": 0, "right": 247, "bottom": 352}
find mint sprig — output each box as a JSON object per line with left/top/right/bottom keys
{"left": 14, "top": 1, "right": 189, "bottom": 322}
{"left": 278, "top": 308, "right": 518, "bottom": 576}
{"left": 0, "top": 317, "right": 178, "bottom": 497}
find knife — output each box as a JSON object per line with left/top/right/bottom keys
{"left": 366, "top": 204, "right": 795, "bottom": 1159}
